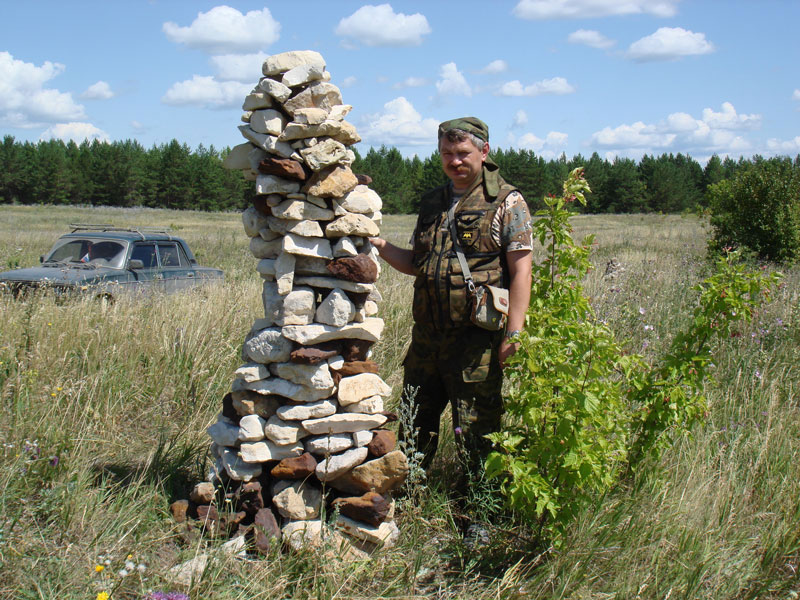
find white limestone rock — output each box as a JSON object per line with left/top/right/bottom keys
{"left": 242, "top": 92, "right": 273, "bottom": 111}
{"left": 283, "top": 81, "right": 343, "bottom": 116}
{"left": 325, "top": 213, "right": 380, "bottom": 238}
{"left": 239, "top": 439, "right": 303, "bottom": 463}
{"left": 340, "top": 185, "right": 382, "bottom": 214}
{"left": 337, "top": 373, "right": 392, "bottom": 406}
{"left": 304, "top": 433, "right": 354, "bottom": 455}
{"left": 257, "top": 77, "right": 292, "bottom": 102}
{"left": 264, "top": 414, "right": 309, "bottom": 445}
{"left": 234, "top": 362, "right": 270, "bottom": 383}
{"left": 332, "top": 236, "right": 358, "bottom": 257}
{"left": 267, "top": 216, "right": 324, "bottom": 238}
{"left": 275, "top": 251, "right": 295, "bottom": 295}
{"left": 277, "top": 399, "right": 337, "bottom": 421}
{"left": 242, "top": 206, "right": 269, "bottom": 237}
{"left": 207, "top": 417, "right": 240, "bottom": 447}
{"left": 281, "top": 519, "right": 325, "bottom": 552}
{"left": 255, "top": 173, "right": 301, "bottom": 195}
{"left": 263, "top": 50, "right": 325, "bottom": 76}
{"left": 353, "top": 430, "right": 374, "bottom": 447}
{"left": 293, "top": 107, "right": 328, "bottom": 125}
{"left": 364, "top": 300, "right": 379, "bottom": 316}
{"left": 250, "top": 236, "right": 282, "bottom": 259}
{"left": 282, "top": 233, "right": 333, "bottom": 260}
{"left": 269, "top": 361, "right": 335, "bottom": 391}
{"left": 315, "top": 288, "right": 355, "bottom": 327}
{"left": 282, "top": 61, "right": 326, "bottom": 88}
{"left": 327, "top": 354, "right": 345, "bottom": 370}
{"left": 238, "top": 414, "right": 267, "bottom": 442}
{"left": 295, "top": 255, "right": 330, "bottom": 275}
{"left": 300, "top": 138, "right": 347, "bottom": 171}
{"left": 249, "top": 109, "right": 287, "bottom": 136}
{"left": 281, "top": 318, "right": 384, "bottom": 345}
{"left": 243, "top": 327, "right": 293, "bottom": 364}
{"left": 293, "top": 275, "right": 373, "bottom": 294}
{"left": 222, "top": 447, "right": 262, "bottom": 481}
{"left": 239, "top": 126, "right": 295, "bottom": 159}
{"left": 223, "top": 143, "right": 253, "bottom": 170}
{"left": 316, "top": 447, "right": 369, "bottom": 482}
{"left": 328, "top": 104, "right": 353, "bottom": 121}
{"left": 336, "top": 515, "right": 400, "bottom": 547}
{"left": 342, "top": 395, "right": 384, "bottom": 414}
{"left": 272, "top": 199, "right": 334, "bottom": 221}
{"left": 243, "top": 376, "right": 332, "bottom": 403}
{"left": 302, "top": 413, "right": 388, "bottom": 435}
{"left": 273, "top": 480, "right": 322, "bottom": 520}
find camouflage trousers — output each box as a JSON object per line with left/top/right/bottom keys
{"left": 401, "top": 322, "right": 504, "bottom": 473}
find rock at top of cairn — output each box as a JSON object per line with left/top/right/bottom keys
{"left": 263, "top": 51, "right": 326, "bottom": 76}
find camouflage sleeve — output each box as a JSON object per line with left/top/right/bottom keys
{"left": 491, "top": 191, "right": 533, "bottom": 252}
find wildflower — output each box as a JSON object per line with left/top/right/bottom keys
{"left": 49, "top": 456, "right": 59, "bottom": 467}
{"left": 755, "top": 370, "right": 762, "bottom": 380}
{"left": 50, "top": 393, "right": 56, "bottom": 397}
{"left": 96, "top": 593, "right": 109, "bottom": 600}
{"left": 95, "top": 565, "right": 105, "bottom": 573}
{"left": 638, "top": 307, "right": 646, "bottom": 315}
{"left": 118, "top": 568, "right": 129, "bottom": 577}
{"left": 137, "top": 563, "right": 147, "bottom": 573}
{"left": 454, "top": 427, "right": 462, "bottom": 435}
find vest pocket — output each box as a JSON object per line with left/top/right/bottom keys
{"left": 462, "top": 345, "right": 492, "bottom": 382}
{"left": 455, "top": 210, "right": 485, "bottom": 253}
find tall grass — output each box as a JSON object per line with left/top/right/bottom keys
{"left": 0, "top": 206, "right": 798, "bottom": 598}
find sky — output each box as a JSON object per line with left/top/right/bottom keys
{"left": 1, "top": 1, "right": 799, "bottom": 165}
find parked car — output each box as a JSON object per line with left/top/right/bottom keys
{"left": 0, "top": 224, "right": 224, "bottom": 300}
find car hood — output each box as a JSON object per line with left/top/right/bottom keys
{"left": 0, "top": 264, "right": 124, "bottom": 286}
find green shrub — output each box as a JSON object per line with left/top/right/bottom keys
{"left": 707, "top": 157, "right": 800, "bottom": 263}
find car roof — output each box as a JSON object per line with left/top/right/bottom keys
{"left": 60, "top": 224, "right": 187, "bottom": 243}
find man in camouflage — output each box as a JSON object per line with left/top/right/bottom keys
{"left": 370, "top": 117, "right": 533, "bottom": 473}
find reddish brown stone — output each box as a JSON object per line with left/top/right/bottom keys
{"left": 258, "top": 156, "right": 309, "bottom": 181}
{"left": 254, "top": 507, "right": 281, "bottom": 555}
{"left": 290, "top": 346, "right": 339, "bottom": 364}
{"left": 270, "top": 452, "right": 318, "bottom": 479}
{"left": 327, "top": 254, "right": 378, "bottom": 284}
{"left": 170, "top": 499, "right": 190, "bottom": 523}
{"left": 381, "top": 411, "right": 398, "bottom": 423}
{"left": 367, "top": 429, "right": 396, "bottom": 458}
{"left": 190, "top": 482, "right": 216, "bottom": 505}
{"left": 235, "top": 481, "right": 265, "bottom": 515}
{"left": 355, "top": 174, "right": 373, "bottom": 185}
{"left": 197, "top": 504, "right": 219, "bottom": 524}
{"left": 333, "top": 492, "right": 390, "bottom": 527}
{"left": 220, "top": 510, "right": 248, "bottom": 537}
{"left": 341, "top": 339, "right": 374, "bottom": 362}
{"left": 333, "top": 360, "right": 379, "bottom": 377}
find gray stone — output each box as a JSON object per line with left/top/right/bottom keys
{"left": 271, "top": 198, "right": 334, "bottom": 221}
{"left": 207, "top": 417, "right": 240, "bottom": 447}
{"left": 273, "top": 480, "right": 322, "bottom": 520}
{"left": 283, "top": 81, "right": 343, "bottom": 116}
{"left": 332, "top": 236, "right": 358, "bottom": 257}
{"left": 281, "top": 287, "right": 316, "bottom": 325}
{"left": 315, "top": 288, "right": 355, "bottom": 327}
{"left": 269, "top": 361, "right": 335, "bottom": 391}
{"left": 304, "top": 432, "right": 354, "bottom": 455}
{"left": 282, "top": 233, "right": 333, "bottom": 260}
{"left": 257, "top": 77, "right": 292, "bottom": 102}
{"left": 242, "top": 376, "right": 333, "bottom": 403}
{"left": 243, "top": 327, "right": 293, "bottom": 364}
{"left": 268, "top": 216, "right": 324, "bottom": 237}
{"left": 239, "top": 440, "right": 304, "bottom": 463}
{"left": 282, "top": 61, "right": 326, "bottom": 88}
{"left": 316, "top": 447, "right": 369, "bottom": 482}
{"left": 248, "top": 146, "right": 269, "bottom": 171}
{"left": 249, "top": 109, "right": 287, "bottom": 136}
{"left": 280, "top": 120, "right": 345, "bottom": 142}
{"left": 222, "top": 447, "right": 262, "bottom": 481}
{"left": 281, "top": 318, "right": 384, "bottom": 345}
{"left": 254, "top": 173, "right": 301, "bottom": 195}
{"left": 263, "top": 50, "right": 325, "bottom": 76}
{"left": 264, "top": 414, "right": 309, "bottom": 445}
{"left": 300, "top": 138, "right": 347, "bottom": 171}
{"left": 239, "top": 126, "right": 295, "bottom": 159}
{"left": 277, "top": 399, "right": 337, "bottom": 421}
{"left": 242, "top": 92, "right": 273, "bottom": 111}
{"left": 325, "top": 213, "right": 380, "bottom": 238}
{"left": 353, "top": 430, "right": 374, "bottom": 447}
{"left": 340, "top": 185, "right": 382, "bottom": 214}
{"left": 295, "top": 255, "right": 331, "bottom": 275}
{"left": 275, "top": 251, "right": 295, "bottom": 295}
{"left": 250, "top": 236, "right": 282, "bottom": 259}
{"left": 337, "top": 373, "right": 391, "bottom": 406}
{"left": 224, "top": 143, "right": 253, "bottom": 170}
{"left": 234, "top": 362, "right": 270, "bottom": 383}
{"left": 242, "top": 206, "right": 269, "bottom": 237}
{"left": 342, "top": 395, "right": 384, "bottom": 414}
{"left": 302, "top": 413, "right": 388, "bottom": 435}
{"left": 238, "top": 414, "right": 267, "bottom": 442}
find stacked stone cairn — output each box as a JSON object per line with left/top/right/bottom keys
{"left": 176, "top": 50, "right": 409, "bottom": 560}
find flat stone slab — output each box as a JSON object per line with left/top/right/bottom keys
{"left": 336, "top": 515, "right": 400, "bottom": 547}
{"left": 269, "top": 361, "right": 335, "bottom": 391}
{"left": 316, "top": 447, "right": 368, "bottom": 482}
{"left": 235, "top": 362, "right": 270, "bottom": 383}
{"left": 337, "top": 373, "right": 392, "bottom": 406}
{"left": 325, "top": 213, "right": 380, "bottom": 238}
{"left": 263, "top": 50, "right": 325, "bottom": 76}
{"left": 273, "top": 480, "right": 322, "bottom": 520}
{"left": 282, "top": 233, "right": 333, "bottom": 260}
{"left": 243, "top": 327, "right": 293, "bottom": 364}
{"left": 294, "top": 275, "right": 374, "bottom": 294}
{"left": 207, "top": 418, "right": 240, "bottom": 447}
{"left": 222, "top": 447, "right": 262, "bottom": 481}
{"left": 304, "top": 432, "right": 354, "bottom": 455}
{"left": 264, "top": 414, "right": 310, "bottom": 445}
{"left": 239, "top": 440, "right": 304, "bottom": 463}
{"left": 271, "top": 198, "right": 334, "bottom": 221}
{"left": 301, "top": 413, "right": 388, "bottom": 435}
{"left": 242, "top": 375, "right": 333, "bottom": 403}
{"left": 281, "top": 318, "right": 384, "bottom": 345}
{"left": 268, "top": 216, "right": 323, "bottom": 237}
{"left": 238, "top": 414, "right": 267, "bottom": 442}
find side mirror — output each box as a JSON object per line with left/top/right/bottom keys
{"left": 39, "top": 255, "right": 44, "bottom": 263}
{"left": 128, "top": 259, "right": 144, "bottom": 270}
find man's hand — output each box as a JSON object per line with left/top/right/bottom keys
{"left": 369, "top": 237, "right": 415, "bottom": 276}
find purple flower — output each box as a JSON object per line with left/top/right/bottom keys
{"left": 144, "top": 593, "right": 189, "bottom": 600}
{"left": 454, "top": 427, "right": 462, "bottom": 435}
{"left": 49, "top": 455, "right": 59, "bottom": 467}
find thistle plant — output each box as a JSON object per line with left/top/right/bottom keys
{"left": 486, "top": 168, "right": 781, "bottom": 542}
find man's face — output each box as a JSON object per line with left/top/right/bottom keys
{"left": 439, "top": 137, "right": 488, "bottom": 192}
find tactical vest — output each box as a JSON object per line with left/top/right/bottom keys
{"left": 411, "top": 175, "right": 517, "bottom": 330}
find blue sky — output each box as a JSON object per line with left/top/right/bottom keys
{"left": 2, "top": 1, "right": 798, "bottom": 164}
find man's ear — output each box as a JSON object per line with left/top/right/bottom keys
{"left": 482, "top": 142, "right": 490, "bottom": 161}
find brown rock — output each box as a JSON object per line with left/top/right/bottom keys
{"left": 332, "top": 492, "right": 391, "bottom": 527}
{"left": 302, "top": 164, "right": 358, "bottom": 198}
{"left": 290, "top": 341, "right": 342, "bottom": 364}
{"left": 190, "top": 482, "right": 216, "bottom": 505}
{"left": 327, "top": 254, "right": 378, "bottom": 284}
{"left": 367, "top": 430, "right": 396, "bottom": 458}
{"left": 334, "top": 360, "right": 380, "bottom": 377}
{"left": 232, "top": 390, "right": 281, "bottom": 418}
{"left": 355, "top": 174, "right": 373, "bottom": 185}
{"left": 197, "top": 504, "right": 219, "bottom": 534}
{"left": 220, "top": 511, "right": 248, "bottom": 537}
{"left": 252, "top": 196, "right": 272, "bottom": 216}
{"left": 341, "top": 339, "right": 373, "bottom": 362}
{"left": 235, "top": 481, "right": 264, "bottom": 515}
{"left": 381, "top": 411, "right": 399, "bottom": 423}
{"left": 330, "top": 450, "right": 409, "bottom": 495}
{"left": 271, "top": 452, "right": 318, "bottom": 479}
{"left": 254, "top": 507, "right": 281, "bottom": 555}
{"left": 258, "top": 156, "right": 309, "bottom": 181}
{"left": 170, "top": 499, "right": 190, "bottom": 523}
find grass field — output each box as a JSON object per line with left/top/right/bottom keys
{"left": 0, "top": 204, "right": 798, "bottom": 599}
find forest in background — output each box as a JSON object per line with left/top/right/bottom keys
{"left": 2, "top": 135, "right": 798, "bottom": 215}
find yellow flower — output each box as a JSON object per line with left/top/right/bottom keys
{"left": 50, "top": 393, "right": 56, "bottom": 397}
{"left": 96, "top": 592, "right": 110, "bottom": 600}
{"left": 95, "top": 564, "right": 105, "bottom": 573}
{"left": 57, "top": 387, "right": 62, "bottom": 391}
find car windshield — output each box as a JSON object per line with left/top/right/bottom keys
{"left": 45, "top": 238, "right": 128, "bottom": 269}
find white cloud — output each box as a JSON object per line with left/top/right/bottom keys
{"left": 628, "top": 27, "right": 714, "bottom": 62}
{"left": 497, "top": 76, "right": 575, "bottom": 97}
{"left": 0, "top": 51, "right": 86, "bottom": 127}
{"left": 514, "top": 0, "right": 678, "bottom": 19}
{"left": 567, "top": 29, "right": 615, "bottom": 49}
{"left": 40, "top": 122, "right": 109, "bottom": 143}
{"left": 210, "top": 53, "right": 269, "bottom": 82}
{"left": 393, "top": 76, "right": 428, "bottom": 89}
{"left": 794, "top": 89, "right": 800, "bottom": 101}
{"left": 163, "top": 6, "right": 280, "bottom": 54}
{"left": 162, "top": 75, "right": 251, "bottom": 109}
{"left": 81, "top": 81, "right": 114, "bottom": 100}
{"left": 131, "top": 120, "right": 145, "bottom": 131}
{"left": 766, "top": 137, "right": 800, "bottom": 153}
{"left": 512, "top": 109, "right": 528, "bottom": 128}
{"left": 359, "top": 96, "right": 439, "bottom": 146}
{"left": 512, "top": 130, "right": 569, "bottom": 159}
{"left": 335, "top": 4, "right": 431, "bottom": 47}
{"left": 341, "top": 76, "right": 357, "bottom": 88}
{"left": 590, "top": 102, "right": 761, "bottom": 156}
{"left": 435, "top": 62, "right": 471, "bottom": 97}
{"left": 479, "top": 59, "right": 508, "bottom": 74}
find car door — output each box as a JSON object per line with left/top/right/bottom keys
{"left": 158, "top": 242, "right": 195, "bottom": 292}
{"left": 127, "top": 242, "right": 165, "bottom": 294}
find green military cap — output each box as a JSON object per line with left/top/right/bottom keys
{"left": 438, "top": 116, "right": 489, "bottom": 142}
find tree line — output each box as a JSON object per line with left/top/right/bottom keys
{"left": 2, "top": 135, "right": 798, "bottom": 215}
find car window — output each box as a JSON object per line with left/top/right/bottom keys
{"left": 130, "top": 243, "right": 158, "bottom": 268}
{"left": 47, "top": 240, "right": 86, "bottom": 263}
{"left": 157, "top": 243, "right": 186, "bottom": 268}
{"left": 46, "top": 238, "right": 126, "bottom": 267}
